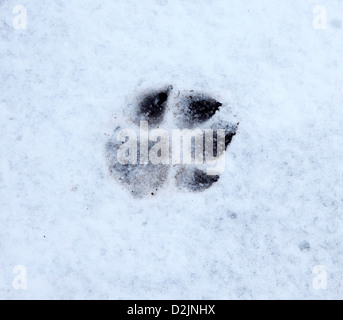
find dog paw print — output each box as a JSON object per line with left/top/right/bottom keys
{"left": 106, "top": 86, "right": 238, "bottom": 197}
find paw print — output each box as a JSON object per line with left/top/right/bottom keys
{"left": 106, "top": 86, "right": 238, "bottom": 197}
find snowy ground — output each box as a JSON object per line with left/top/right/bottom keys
{"left": 1, "top": 0, "right": 343, "bottom": 299}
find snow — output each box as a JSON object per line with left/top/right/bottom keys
{"left": 1, "top": 0, "right": 343, "bottom": 299}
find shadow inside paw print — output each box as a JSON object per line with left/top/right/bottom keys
{"left": 176, "top": 167, "right": 220, "bottom": 192}
{"left": 135, "top": 87, "right": 172, "bottom": 127}
{"left": 106, "top": 86, "right": 238, "bottom": 197}
{"left": 180, "top": 94, "right": 222, "bottom": 127}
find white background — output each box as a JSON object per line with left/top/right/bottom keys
{"left": 1, "top": 0, "right": 342, "bottom": 299}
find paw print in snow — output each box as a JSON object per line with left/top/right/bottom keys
{"left": 106, "top": 86, "right": 238, "bottom": 197}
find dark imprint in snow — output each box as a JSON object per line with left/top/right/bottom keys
{"left": 106, "top": 86, "right": 238, "bottom": 197}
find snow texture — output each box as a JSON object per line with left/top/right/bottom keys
{"left": 1, "top": 0, "right": 343, "bottom": 299}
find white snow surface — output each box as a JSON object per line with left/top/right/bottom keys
{"left": 1, "top": 0, "right": 343, "bottom": 299}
